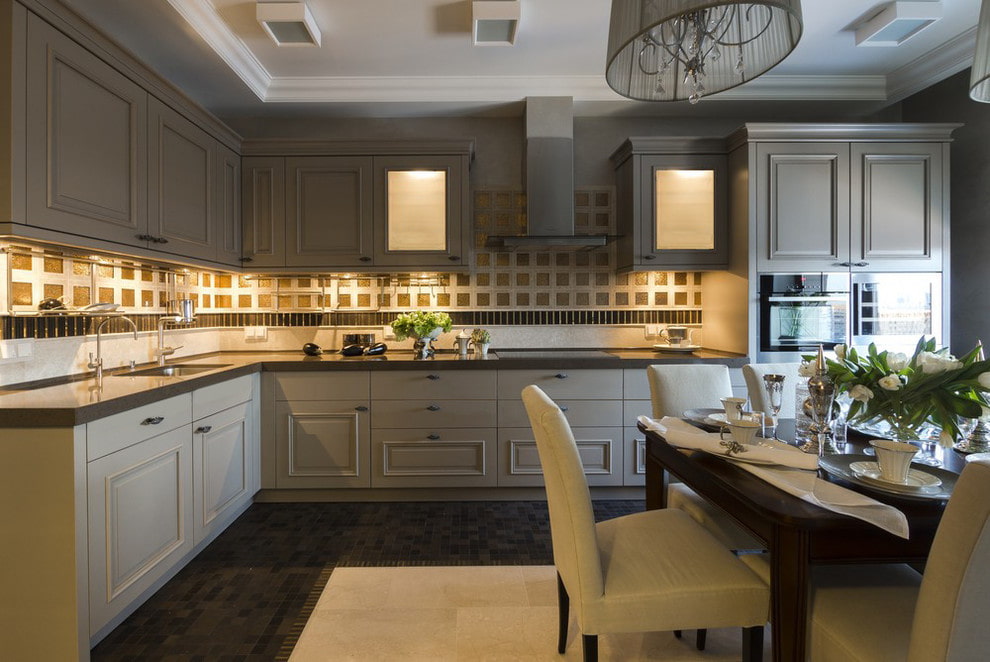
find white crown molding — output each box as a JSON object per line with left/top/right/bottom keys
{"left": 711, "top": 75, "right": 888, "bottom": 101}
{"left": 885, "top": 25, "right": 977, "bottom": 103}
{"left": 165, "top": 0, "right": 271, "bottom": 99}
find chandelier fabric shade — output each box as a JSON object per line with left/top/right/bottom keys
{"left": 606, "top": 0, "right": 803, "bottom": 103}
{"left": 971, "top": 0, "right": 990, "bottom": 102}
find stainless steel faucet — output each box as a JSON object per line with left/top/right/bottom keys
{"left": 87, "top": 316, "right": 139, "bottom": 387}
{"left": 156, "top": 314, "right": 195, "bottom": 365}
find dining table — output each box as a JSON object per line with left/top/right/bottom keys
{"left": 640, "top": 415, "right": 967, "bottom": 662}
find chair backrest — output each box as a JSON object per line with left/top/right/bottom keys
{"left": 742, "top": 362, "right": 803, "bottom": 419}
{"left": 908, "top": 459, "right": 990, "bottom": 661}
{"left": 646, "top": 364, "right": 733, "bottom": 419}
{"left": 521, "top": 385, "right": 605, "bottom": 605}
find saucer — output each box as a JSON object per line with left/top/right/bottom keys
{"left": 849, "top": 461, "right": 942, "bottom": 492}
{"left": 705, "top": 412, "right": 773, "bottom": 426}
{"left": 653, "top": 344, "right": 701, "bottom": 353}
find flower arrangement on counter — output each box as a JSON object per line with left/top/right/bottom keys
{"left": 470, "top": 328, "right": 491, "bottom": 345}
{"left": 806, "top": 337, "right": 990, "bottom": 446}
{"left": 390, "top": 311, "right": 453, "bottom": 341}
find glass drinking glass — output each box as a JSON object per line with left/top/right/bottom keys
{"left": 762, "top": 374, "right": 785, "bottom": 440}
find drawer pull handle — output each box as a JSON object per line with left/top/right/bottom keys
{"left": 142, "top": 416, "right": 165, "bottom": 425}
{"left": 559, "top": 406, "right": 569, "bottom": 412}
{"left": 195, "top": 426, "right": 212, "bottom": 434}
{"left": 354, "top": 405, "right": 369, "bottom": 412}
{"left": 853, "top": 261, "right": 869, "bottom": 267}
{"left": 427, "top": 404, "right": 441, "bottom": 411}
{"left": 554, "top": 373, "right": 568, "bottom": 379}
{"left": 359, "top": 256, "right": 372, "bottom": 262}
{"left": 427, "top": 434, "right": 440, "bottom": 440}
{"left": 427, "top": 374, "right": 441, "bottom": 380}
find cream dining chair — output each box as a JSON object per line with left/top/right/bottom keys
{"left": 742, "top": 362, "right": 803, "bottom": 419}
{"left": 807, "top": 458, "right": 990, "bottom": 661}
{"left": 647, "top": 364, "right": 763, "bottom": 552}
{"left": 522, "top": 385, "right": 769, "bottom": 662}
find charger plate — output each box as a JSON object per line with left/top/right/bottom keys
{"left": 820, "top": 454, "right": 956, "bottom": 501}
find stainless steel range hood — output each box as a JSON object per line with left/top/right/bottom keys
{"left": 486, "top": 97, "right": 609, "bottom": 250}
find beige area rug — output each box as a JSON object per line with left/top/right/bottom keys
{"left": 289, "top": 565, "right": 771, "bottom": 661}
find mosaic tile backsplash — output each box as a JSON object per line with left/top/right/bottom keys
{"left": 1, "top": 189, "right": 704, "bottom": 340}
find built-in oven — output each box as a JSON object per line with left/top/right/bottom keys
{"left": 758, "top": 273, "right": 849, "bottom": 361}
{"left": 851, "top": 273, "right": 941, "bottom": 355}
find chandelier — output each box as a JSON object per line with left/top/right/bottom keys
{"left": 606, "top": 1, "right": 803, "bottom": 103}
{"left": 971, "top": 0, "right": 990, "bottom": 102}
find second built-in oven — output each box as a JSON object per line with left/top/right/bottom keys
{"left": 759, "top": 273, "right": 849, "bottom": 361}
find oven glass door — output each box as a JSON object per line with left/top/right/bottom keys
{"left": 759, "top": 273, "right": 849, "bottom": 355}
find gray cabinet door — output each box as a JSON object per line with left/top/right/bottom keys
{"left": 850, "top": 142, "right": 944, "bottom": 271}
{"left": 285, "top": 156, "right": 373, "bottom": 267}
{"left": 241, "top": 156, "right": 285, "bottom": 268}
{"left": 756, "top": 143, "right": 851, "bottom": 272}
{"left": 215, "top": 145, "right": 242, "bottom": 266}
{"left": 148, "top": 99, "right": 215, "bottom": 260}
{"left": 274, "top": 400, "right": 371, "bottom": 488}
{"left": 25, "top": 14, "right": 148, "bottom": 245}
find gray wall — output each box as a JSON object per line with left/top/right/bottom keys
{"left": 899, "top": 70, "right": 990, "bottom": 352}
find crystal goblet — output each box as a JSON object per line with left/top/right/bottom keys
{"left": 762, "top": 373, "right": 785, "bottom": 440}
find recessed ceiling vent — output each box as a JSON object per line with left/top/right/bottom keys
{"left": 855, "top": 1, "right": 942, "bottom": 47}
{"left": 257, "top": 2, "right": 322, "bottom": 47}
{"left": 473, "top": 1, "right": 520, "bottom": 46}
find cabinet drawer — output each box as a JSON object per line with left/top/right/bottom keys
{"left": 371, "top": 370, "right": 496, "bottom": 400}
{"left": 372, "top": 400, "right": 496, "bottom": 429}
{"left": 274, "top": 372, "right": 370, "bottom": 401}
{"left": 88, "top": 393, "right": 192, "bottom": 461}
{"left": 498, "top": 399, "right": 622, "bottom": 428}
{"left": 371, "top": 428, "right": 497, "bottom": 488}
{"left": 497, "top": 426, "right": 623, "bottom": 487}
{"left": 623, "top": 400, "right": 652, "bottom": 427}
{"left": 497, "top": 369, "right": 623, "bottom": 400}
{"left": 623, "top": 368, "right": 651, "bottom": 400}
{"left": 193, "top": 375, "right": 254, "bottom": 420}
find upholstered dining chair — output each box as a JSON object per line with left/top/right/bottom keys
{"left": 742, "top": 362, "right": 803, "bottom": 419}
{"left": 807, "top": 458, "right": 990, "bottom": 661}
{"left": 646, "top": 364, "right": 763, "bottom": 552}
{"left": 522, "top": 385, "right": 769, "bottom": 662}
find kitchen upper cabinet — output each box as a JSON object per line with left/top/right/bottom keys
{"left": 240, "top": 141, "right": 473, "bottom": 271}
{"left": 611, "top": 138, "right": 729, "bottom": 272}
{"left": 216, "top": 145, "right": 242, "bottom": 266}
{"left": 148, "top": 98, "right": 216, "bottom": 261}
{"left": 744, "top": 125, "right": 954, "bottom": 273}
{"left": 286, "top": 156, "right": 373, "bottom": 267}
{"left": 25, "top": 13, "right": 148, "bottom": 247}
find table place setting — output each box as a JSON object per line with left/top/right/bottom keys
{"left": 638, "top": 416, "right": 911, "bottom": 538}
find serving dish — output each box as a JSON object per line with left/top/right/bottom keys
{"left": 653, "top": 343, "right": 701, "bottom": 353}
{"left": 819, "top": 454, "right": 956, "bottom": 500}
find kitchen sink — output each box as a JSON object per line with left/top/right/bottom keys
{"left": 117, "top": 363, "right": 233, "bottom": 377}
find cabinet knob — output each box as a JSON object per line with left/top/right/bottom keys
{"left": 135, "top": 233, "right": 154, "bottom": 242}
{"left": 854, "top": 261, "right": 869, "bottom": 267}
{"left": 643, "top": 255, "right": 656, "bottom": 260}
{"left": 194, "top": 425, "right": 212, "bottom": 434}
{"left": 427, "top": 374, "right": 440, "bottom": 380}
{"left": 354, "top": 405, "right": 369, "bottom": 412}
{"left": 141, "top": 416, "right": 165, "bottom": 425}
{"left": 239, "top": 256, "right": 254, "bottom": 263}
{"left": 427, "top": 404, "right": 441, "bottom": 411}
{"left": 835, "top": 261, "right": 852, "bottom": 267}
{"left": 154, "top": 237, "right": 169, "bottom": 244}
{"left": 559, "top": 406, "right": 569, "bottom": 412}
{"left": 427, "top": 434, "right": 440, "bottom": 440}
{"left": 448, "top": 256, "right": 460, "bottom": 261}
{"left": 554, "top": 373, "right": 568, "bottom": 379}
{"left": 359, "top": 256, "right": 372, "bottom": 262}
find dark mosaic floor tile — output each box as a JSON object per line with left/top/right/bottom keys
{"left": 91, "top": 499, "right": 644, "bottom": 661}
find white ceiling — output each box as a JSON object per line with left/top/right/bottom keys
{"left": 59, "top": 0, "right": 981, "bottom": 120}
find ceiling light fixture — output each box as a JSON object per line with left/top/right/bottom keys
{"left": 256, "top": 2, "right": 321, "bottom": 47}
{"left": 971, "top": 0, "right": 990, "bottom": 102}
{"left": 606, "top": 1, "right": 803, "bottom": 104}
{"left": 855, "top": 1, "right": 942, "bottom": 48}
{"left": 472, "top": 0, "right": 520, "bottom": 46}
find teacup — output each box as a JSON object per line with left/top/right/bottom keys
{"left": 720, "top": 397, "right": 748, "bottom": 422}
{"left": 721, "top": 419, "right": 763, "bottom": 446}
{"left": 870, "top": 439, "right": 919, "bottom": 483}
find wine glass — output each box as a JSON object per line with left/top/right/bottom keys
{"left": 762, "top": 373, "right": 785, "bottom": 440}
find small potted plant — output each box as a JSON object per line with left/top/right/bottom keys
{"left": 391, "top": 311, "right": 453, "bottom": 359}
{"left": 471, "top": 328, "right": 491, "bottom": 356}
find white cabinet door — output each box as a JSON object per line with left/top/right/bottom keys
{"left": 274, "top": 400, "right": 371, "bottom": 488}
{"left": 88, "top": 425, "right": 193, "bottom": 635}
{"left": 193, "top": 401, "right": 254, "bottom": 545}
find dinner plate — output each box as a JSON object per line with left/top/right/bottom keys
{"left": 819, "top": 454, "right": 956, "bottom": 501}
{"left": 653, "top": 344, "right": 701, "bottom": 353}
{"left": 683, "top": 407, "right": 723, "bottom": 430}
{"left": 965, "top": 452, "right": 990, "bottom": 464}
{"left": 848, "top": 461, "right": 942, "bottom": 492}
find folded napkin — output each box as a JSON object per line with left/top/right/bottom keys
{"left": 639, "top": 415, "right": 909, "bottom": 538}
{"left": 638, "top": 415, "right": 820, "bottom": 470}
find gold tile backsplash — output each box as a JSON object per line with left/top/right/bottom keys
{"left": 1, "top": 189, "right": 702, "bottom": 322}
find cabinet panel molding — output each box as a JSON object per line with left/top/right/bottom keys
{"left": 196, "top": 404, "right": 250, "bottom": 532}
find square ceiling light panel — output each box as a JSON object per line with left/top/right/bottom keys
{"left": 473, "top": 1, "right": 520, "bottom": 46}
{"left": 257, "top": 2, "right": 322, "bottom": 47}
{"left": 856, "top": 1, "right": 942, "bottom": 47}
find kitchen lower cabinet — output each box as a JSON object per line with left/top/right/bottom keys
{"left": 623, "top": 427, "right": 648, "bottom": 486}
{"left": 87, "top": 424, "right": 193, "bottom": 636}
{"left": 274, "top": 400, "right": 371, "bottom": 488}
{"left": 497, "top": 426, "right": 623, "bottom": 487}
{"left": 371, "top": 428, "right": 497, "bottom": 488}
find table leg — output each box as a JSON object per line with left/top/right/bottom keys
{"left": 644, "top": 453, "right": 669, "bottom": 510}
{"left": 770, "top": 526, "right": 811, "bottom": 662}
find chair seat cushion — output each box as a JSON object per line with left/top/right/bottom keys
{"left": 584, "top": 508, "right": 769, "bottom": 635}
{"left": 667, "top": 482, "right": 764, "bottom": 551}
{"left": 810, "top": 564, "right": 920, "bottom": 662}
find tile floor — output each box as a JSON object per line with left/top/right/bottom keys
{"left": 90, "top": 500, "right": 643, "bottom": 661}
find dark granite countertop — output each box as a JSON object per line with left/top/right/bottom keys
{"left": 0, "top": 347, "right": 746, "bottom": 426}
